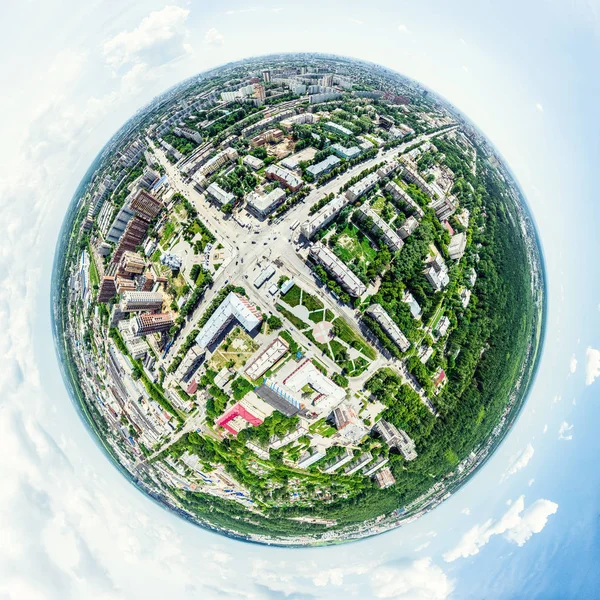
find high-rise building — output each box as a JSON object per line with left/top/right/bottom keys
{"left": 132, "top": 312, "right": 174, "bottom": 336}
{"left": 254, "top": 83, "right": 266, "bottom": 105}
{"left": 129, "top": 189, "right": 163, "bottom": 222}
{"left": 112, "top": 216, "right": 148, "bottom": 265}
{"left": 98, "top": 276, "right": 117, "bottom": 303}
{"left": 120, "top": 291, "right": 164, "bottom": 312}
{"left": 118, "top": 251, "right": 146, "bottom": 275}
{"left": 262, "top": 70, "right": 271, "bottom": 83}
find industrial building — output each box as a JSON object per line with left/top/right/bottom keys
{"left": 255, "top": 378, "right": 302, "bottom": 417}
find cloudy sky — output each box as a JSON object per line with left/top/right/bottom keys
{"left": 1, "top": 1, "right": 599, "bottom": 598}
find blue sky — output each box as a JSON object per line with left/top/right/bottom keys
{"left": 0, "top": 1, "right": 599, "bottom": 598}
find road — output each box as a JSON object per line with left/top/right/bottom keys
{"left": 152, "top": 127, "right": 456, "bottom": 389}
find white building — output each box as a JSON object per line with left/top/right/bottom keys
{"left": 398, "top": 216, "right": 419, "bottom": 240}
{"left": 366, "top": 304, "right": 411, "bottom": 352}
{"left": 195, "top": 292, "right": 263, "bottom": 349}
{"left": 301, "top": 194, "right": 352, "bottom": 239}
{"left": 357, "top": 205, "right": 404, "bottom": 252}
{"left": 246, "top": 188, "right": 287, "bottom": 218}
{"left": 245, "top": 337, "right": 289, "bottom": 380}
{"left": 309, "top": 242, "right": 367, "bottom": 297}
{"left": 242, "top": 154, "right": 264, "bottom": 171}
{"left": 448, "top": 232, "right": 467, "bottom": 260}
{"left": 206, "top": 182, "right": 235, "bottom": 206}
{"left": 283, "top": 359, "right": 345, "bottom": 404}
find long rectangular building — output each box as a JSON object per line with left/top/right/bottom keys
{"left": 309, "top": 242, "right": 367, "bottom": 297}
{"left": 374, "top": 419, "right": 417, "bottom": 461}
{"left": 385, "top": 181, "right": 425, "bottom": 217}
{"left": 365, "top": 303, "right": 410, "bottom": 352}
{"left": 357, "top": 205, "right": 404, "bottom": 252}
{"left": 345, "top": 172, "right": 379, "bottom": 202}
{"left": 245, "top": 337, "right": 289, "bottom": 380}
{"left": 265, "top": 165, "right": 304, "bottom": 192}
{"left": 301, "top": 194, "right": 352, "bottom": 239}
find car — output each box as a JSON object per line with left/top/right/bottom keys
{"left": 224, "top": 279, "right": 229, "bottom": 284}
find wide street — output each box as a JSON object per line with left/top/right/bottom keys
{"left": 151, "top": 127, "right": 455, "bottom": 407}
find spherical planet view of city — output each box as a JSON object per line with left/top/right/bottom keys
{"left": 52, "top": 54, "right": 545, "bottom": 547}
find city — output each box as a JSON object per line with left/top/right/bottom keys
{"left": 56, "top": 55, "right": 544, "bottom": 545}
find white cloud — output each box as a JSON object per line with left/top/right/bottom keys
{"left": 460, "top": 37, "right": 467, "bottom": 45}
{"left": 500, "top": 444, "right": 535, "bottom": 482}
{"left": 558, "top": 421, "right": 573, "bottom": 441}
{"left": 535, "top": 103, "right": 544, "bottom": 112}
{"left": 462, "top": 65, "right": 469, "bottom": 73}
{"left": 443, "top": 496, "right": 558, "bottom": 562}
{"left": 349, "top": 17, "right": 364, "bottom": 25}
{"left": 569, "top": 354, "right": 578, "bottom": 374}
{"left": 102, "top": 6, "right": 192, "bottom": 71}
{"left": 528, "top": 478, "right": 535, "bottom": 487}
{"left": 225, "top": 7, "right": 260, "bottom": 15}
{"left": 370, "top": 558, "right": 453, "bottom": 599}
{"left": 543, "top": 423, "right": 548, "bottom": 434}
{"left": 461, "top": 508, "right": 471, "bottom": 516}
{"left": 585, "top": 347, "right": 600, "bottom": 385}
{"left": 398, "top": 24, "right": 410, "bottom": 33}
{"left": 204, "top": 27, "right": 225, "bottom": 46}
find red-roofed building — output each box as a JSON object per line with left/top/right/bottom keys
{"left": 216, "top": 400, "right": 265, "bottom": 435}
{"left": 442, "top": 220, "right": 454, "bottom": 236}
{"left": 433, "top": 368, "right": 447, "bottom": 394}
{"left": 186, "top": 380, "right": 198, "bottom": 395}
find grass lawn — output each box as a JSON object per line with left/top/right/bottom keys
{"left": 371, "top": 196, "right": 386, "bottom": 214}
{"left": 332, "top": 317, "right": 377, "bottom": 360}
{"left": 277, "top": 304, "right": 311, "bottom": 331}
{"left": 281, "top": 284, "right": 302, "bottom": 307}
{"left": 170, "top": 272, "right": 188, "bottom": 298}
{"left": 208, "top": 328, "right": 259, "bottom": 371}
{"left": 334, "top": 224, "right": 377, "bottom": 265}
{"left": 160, "top": 220, "right": 177, "bottom": 247}
{"left": 308, "top": 308, "right": 335, "bottom": 323}
{"left": 308, "top": 418, "right": 337, "bottom": 437}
